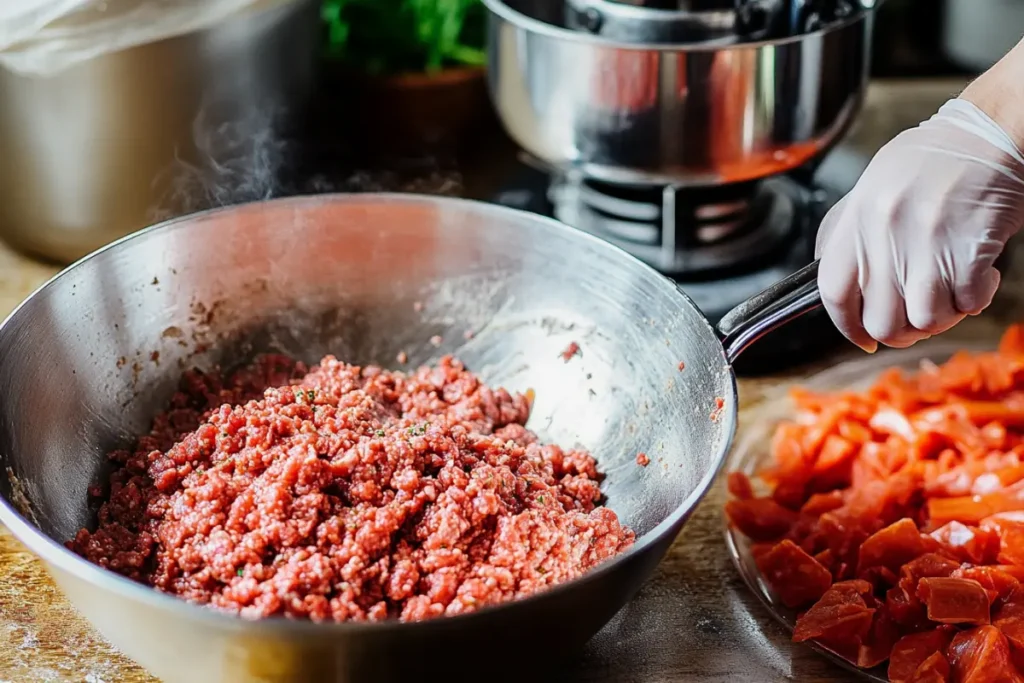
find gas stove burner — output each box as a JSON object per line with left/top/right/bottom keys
{"left": 550, "top": 174, "right": 805, "bottom": 278}
{"left": 545, "top": 170, "right": 837, "bottom": 323}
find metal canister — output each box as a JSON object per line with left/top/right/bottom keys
{"left": 483, "top": 0, "right": 877, "bottom": 187}
{"left": 0, "top": 0, "right": 319, "bottom": 263}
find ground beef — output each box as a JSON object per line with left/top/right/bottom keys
{"left": 70, "top": 355, "right": 634, "bottom": 622}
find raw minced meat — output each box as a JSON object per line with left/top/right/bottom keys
{"left": 69, "top": 355, "right": 634, "bottom": 622}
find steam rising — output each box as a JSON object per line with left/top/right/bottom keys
{"left": 149, "top": 101, "right": 290, "bottom": 221}
{"left": 149, "top": 96, "right": 466, "bottom": 223}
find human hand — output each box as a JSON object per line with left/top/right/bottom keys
{"left": 815, "top": 98, "right": 1024, "bottom": 352}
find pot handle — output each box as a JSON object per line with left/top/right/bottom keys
{"left": 715, "top": 260, "right": 823, "bottom": 364}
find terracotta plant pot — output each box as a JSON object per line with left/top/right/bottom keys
{"left": 340, "top": 65, "right": 492, "bottom": 155}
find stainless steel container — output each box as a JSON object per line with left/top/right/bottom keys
{"left": 0, "top": 0, "right": 319, "bottom": 263}
{"left": 483, "top": 0, "right": 877, "bottom": 186}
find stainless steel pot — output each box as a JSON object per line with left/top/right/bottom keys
{"left": 0, "top": 195, "right": 819, "bottom": 683}
{"left": 483, "top": 0, "right": 877, "bottom": 186}
{"left": 0, "top": 0, "right": 319, "bottom": 264}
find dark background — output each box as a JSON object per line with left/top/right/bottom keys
{"left": 870, "top": 0, "right": 974, "bottom": 78}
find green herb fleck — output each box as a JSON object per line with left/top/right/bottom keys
{"left": 375, "top": 429, "right": 386, "bottom": 437}
{"left": 236, "top": 568, "right": 244, "bottom": 577}
{"left": 537, "top": 494, "right": 546, "bottom": 504}
{"left": 306, "top": 390, "right": 316, "bottom": 402}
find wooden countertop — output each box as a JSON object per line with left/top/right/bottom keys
{"left": 0, "top": 78, "right": 1002, "bottom": 683}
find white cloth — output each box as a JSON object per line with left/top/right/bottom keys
{"left": 0, "top": 0, "right": 269, "bottom": 76}
{"left": 816, "top": 98, "right": 1024, "bottom": 352}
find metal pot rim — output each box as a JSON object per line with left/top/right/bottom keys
{"left": 482, "top": 0, "right": 885, "bottom": 52}
{"left": 0, "top": 192, "right": 740, "bottom": 636}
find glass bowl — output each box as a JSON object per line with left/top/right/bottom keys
{"left": 723, "top": 341, "right": 993, "bottom": 681}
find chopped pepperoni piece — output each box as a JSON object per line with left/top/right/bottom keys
{"left": 948, "top": 626, "right": 1024, "bottom": 683}
{"left": 952, "top": 566, "right": 1019, "bottom": 603}
{"left": 908, "top": 652, "right": 950, "bottom": 683}
{"left": 930, "top": 521, "right": 1001, "bottom": 565}
{"left": 724, "top": 497, "right": 798, "bottom": 542}
{"left": 858, "top": 519, "right": 929, "bottom": 574}
{"left": 727, "top": 325, "right": 1024, "bottom": 675}
{"left": 727, "top": 471, "right": 754, "bottom": 500}
{"left": 756, "top": 540, "right": 833, "bottom": 609}
{"left": 917, "top": 577, "right": 991, "bottom": 625}
{"left": 889, "top": 628, "right": 955, "bottom": 683}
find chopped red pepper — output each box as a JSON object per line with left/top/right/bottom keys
{"left": 728, "top": 325, "right": 1024, "bottom": 676}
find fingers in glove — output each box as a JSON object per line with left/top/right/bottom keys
{"left": 904, "top": 275, "right": 965, "bottom": 336}
{"left": 818, "top": 241, "right": 878, "bottom": 353}
{"left": 814, "top": 195, "right": 849, "bottom": 258}
{"left": 954, "top": 266, "right": 1001, "bottom": 315}
{"left": 860, "top": 272, "right": 931, "bottom": 349}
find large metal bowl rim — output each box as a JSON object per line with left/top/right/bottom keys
{"left": 0, "top": 193, "right": 740, "bottom": 635}
{"left": 482, "top": 0, "right": 882, "bottom": 52}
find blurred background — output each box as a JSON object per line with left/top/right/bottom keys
{"left": 874, "top": 0, "right": 1024, "bottom": 76}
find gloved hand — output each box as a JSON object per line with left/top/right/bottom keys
{"left": 815, "top": 98, "right": 1024, "bottom": 352}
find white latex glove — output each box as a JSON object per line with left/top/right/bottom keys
{"left": 815, "top": 98, "right": 1024, "bottom": 352}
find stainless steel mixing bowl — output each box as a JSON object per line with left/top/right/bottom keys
{"left": 483, "top": 0, "right": 877, "bottom": 186}
{"left": 0, "top": 194, "right": 818, "bottom": 683}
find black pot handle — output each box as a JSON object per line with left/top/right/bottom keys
{"left": 716, "top": 260, "right": 822, "bottom": 364}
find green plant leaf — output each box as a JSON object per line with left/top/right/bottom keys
{"left": 321, "top": 0, "right": 487, "bottom": 74}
